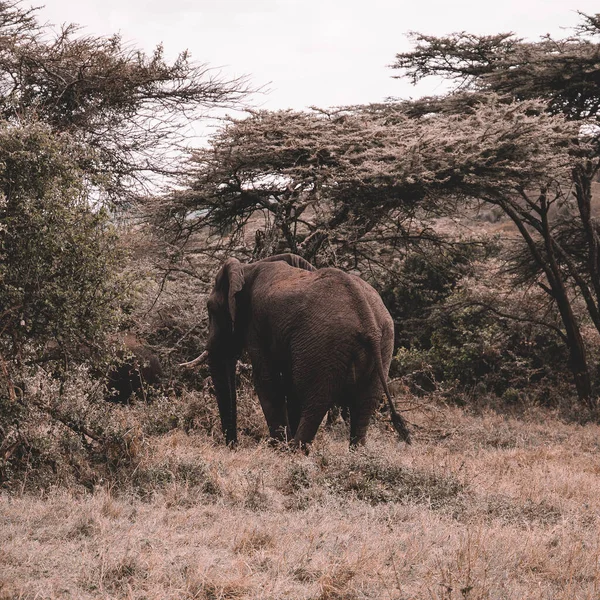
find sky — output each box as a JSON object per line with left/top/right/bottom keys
{"left": 36, "top": 0, "right": 600, "bottom": 112}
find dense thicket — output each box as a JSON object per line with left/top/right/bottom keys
{"left": 0, "top": 123, "right": 125, "bottom": 364}
{"left": 0, "top": 0, "right": 249, "bottom": 485}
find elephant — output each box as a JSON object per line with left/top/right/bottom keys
{"left": 181, "top": 254, "right": 410, "bottom": 449}
{"left": 106, "top": 335, "right": 163, "bottom": 403}
{"left": 41, "top": 334, "right": 163, "bottom": 403}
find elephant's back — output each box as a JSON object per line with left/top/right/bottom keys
{"left": 314, "top": 269, "right": 393, "bottom": 328}
{"left": 253, "top": 263, "right": 392, "bottom": 337}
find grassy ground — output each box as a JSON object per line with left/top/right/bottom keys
{"left": 1, "top": 401, "right": 600, "bottom": 599}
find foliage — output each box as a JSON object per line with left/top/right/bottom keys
{"left": 391, "top": 253, "right": 577, "bottom": 404}
{"left": 0, "top": 121, "right": 126, "bottom": 363}
{"left": 380, "top": 241, "right": 492, "bottom": 349}
{"left": 392, "top": 13, "right": 600, "bottom": 120}
{"left": 394, "top": 298, "right": 571, "bottom": 404}
{"left": 0, "top": 365, "right": 141, "bottom": 489}
{"left": 389, "top": 14, "right": 600, "bottom": 407}
{"left": 154, "top": 107, "right": 457, "bottom": 268}
{"left": 0, "top": 1, "right": 250, "bottom": 202}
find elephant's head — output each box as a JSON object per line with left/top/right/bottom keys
{"left": 205, "top": 257, "right": 246, "bottom": 446}
{"left": 181, "top": 253, "right": 316, "bottom": 446}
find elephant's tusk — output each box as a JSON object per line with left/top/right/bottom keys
{"left": 179, "top": 350, "right": 208, "bottom": 368}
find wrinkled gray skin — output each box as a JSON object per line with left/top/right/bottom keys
{"left": 188, "top": 254, "right": 410, "bottom": 449}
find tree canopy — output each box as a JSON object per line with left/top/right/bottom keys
{"left": 0, "top": 1, "right": 250, "bottom": 202}
{"left": 158, "top": 104, "right": 478, "bottom": 271}
{"left": 392, "top": 13, "right": 600, "bottom": 120}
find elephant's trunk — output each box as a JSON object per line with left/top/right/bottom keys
{"left": 209, "top": 354, "right": 237, "bottom": 446}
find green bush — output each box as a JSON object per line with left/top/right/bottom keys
{"left": 0, "top": 122, "right": 132, "bottom": 489}
{"left": 380, "top": 243, "right": 489, "bottom": 350}
{"left": 393, "top": 298, "right": 571, "bottom": 403}
{"left": 0, "top": 121, "right": 127, "bottom": 363}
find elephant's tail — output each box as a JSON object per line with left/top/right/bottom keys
{"left": 373, "top": 339, "right": 411, "bottom": 445}
{"left": 346, "top": 273, "right": 411, "bottom": 444}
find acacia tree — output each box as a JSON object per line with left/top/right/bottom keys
{"left": 389, "top": 13, "right": 600, "bottom": 407}
{"left": 157, "top": 106, "right": 473, "bottom": 275}
{"left": 0, "top": 1, "right": 250, "bottom": 202}
{"left": 392, "top": 14, "right": 600, "bottom": 120}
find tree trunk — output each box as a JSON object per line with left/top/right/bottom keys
{"left": 573, "top": 163, "right": 600, "bottom": 338}
{"left": 501, "top": 198, "right": 596, "bottom": 410}
{"left": 554, "top": 288, "right": 595, "bottom": 410}
{"left": 541, "top": 195, "right": 596, "bottom": 411}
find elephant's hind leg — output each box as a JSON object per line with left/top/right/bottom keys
{"left": 291, "top": 391, "right": 335, "bottom": 450}
{"left": 289, "top": 354, "right": 346, "bottom": 450}
{"left": 348, "top": 382, "right": 381, "bottom": 447}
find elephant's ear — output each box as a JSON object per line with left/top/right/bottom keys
{"left": 257, "top": 253, "right": 316, "bottom": 272}
{"left": 224, "top": 258, "right": 245, "bottom": 324}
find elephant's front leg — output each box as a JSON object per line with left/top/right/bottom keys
{"left": 251, "top": 356, "right": 289, "bottom": 442}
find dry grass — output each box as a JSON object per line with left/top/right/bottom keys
{"left": 1, "top": 402, "right": 600, "bottom": 599}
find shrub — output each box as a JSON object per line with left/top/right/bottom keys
{"left": 393, "top": 294, "right": 572, "bottom": 404}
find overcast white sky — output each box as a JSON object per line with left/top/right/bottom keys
{"left": 36, "top": 0, "right": 600, "bottom": 111}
